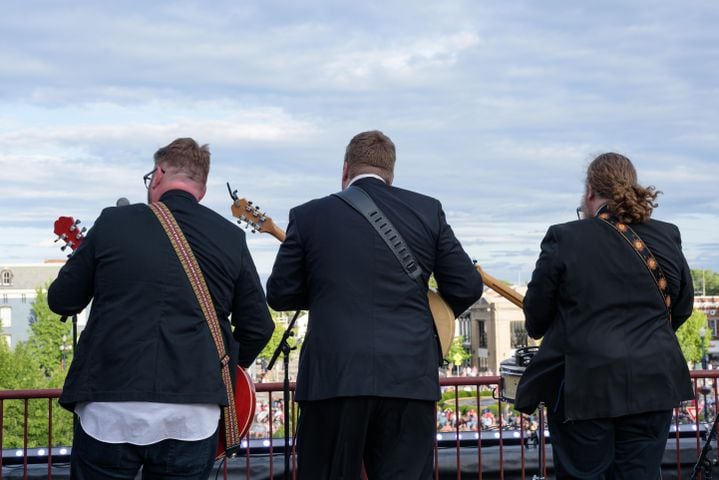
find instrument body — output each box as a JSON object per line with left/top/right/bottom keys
{"left": 216, "top": 367, "right": 256, "bottom": 459}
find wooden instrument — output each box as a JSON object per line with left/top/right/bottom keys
{"left": 216, "top": 368, "right": 255, "bottom": 459}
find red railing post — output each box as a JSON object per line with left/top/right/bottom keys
{"left": 47, "top": 398, "right": 53, "bottom": 480}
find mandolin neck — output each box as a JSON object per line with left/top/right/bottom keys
{"left": 476, "top": 266, "right": 524, "bottom": 308}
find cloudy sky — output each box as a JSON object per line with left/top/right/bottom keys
{"left": 1, "top": 0, "right": 717, "bottom": 286}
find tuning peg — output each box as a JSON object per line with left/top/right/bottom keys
{"left": 61, "top": 244, "right": 68, "bottom": 251}
{"left": 69, "top": 220, "right": 81, "bottom": 232}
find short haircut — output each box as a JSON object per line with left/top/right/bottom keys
{"left": 154, "top": 138, "right": 210, "bottom": 186}
{"left": 344, "top": 130, "right": 396, "bottom": 182}
{"left": 586, "top": 152, "right": 661, "bottom": 224}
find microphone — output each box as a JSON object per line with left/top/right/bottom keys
{"left": 116, "top": 197, "right": 130, "bottom": 207}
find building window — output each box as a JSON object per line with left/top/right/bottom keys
{"left": 21, "top": 293, "right": 27, "bottom": 304}
{"left": 510, "top": 321, "right": 528, "bottom": 348}
{"left": 0, "top": 307, "right": 10, "bottom": 328}
{"left": 1, "top": 269, "right": 12, "bottom": 286}
{"left": 477, "top": 320, "right": 487, "bottom": 349}
{"left": 477, "top": 356, "right": 489, "bottom": 372}
{"left": 458, "top": 313, "right": 471, "bottom": 340}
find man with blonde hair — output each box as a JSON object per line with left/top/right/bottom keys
{"left": 267, "top": 130, "right": 483, "bottom": 479}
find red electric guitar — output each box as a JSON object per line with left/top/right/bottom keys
{"left": 53, "top": 215, "right": 256, "bottom": 459}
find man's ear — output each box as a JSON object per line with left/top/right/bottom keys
{"left": 341, "top": 161, "right": 350, "bottom": 189}
{"left": 585, "top": 184, "right": 594, "bottom": 202}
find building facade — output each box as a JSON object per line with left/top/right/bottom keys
{"left": 0, "top": 261, "right": 87, "bottom": 348}
{"left": 457, "top": 285, "right": 531, "bottom": 375}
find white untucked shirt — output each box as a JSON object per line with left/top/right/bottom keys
{"left": 76, "top": 402, "right": 220, "bottom": 445}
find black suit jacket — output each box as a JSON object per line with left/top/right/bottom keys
{"left": 514, "top": 215, "right": 694, "bottom": 420}
{"left": 48, "top": 190, "right": 274, "bottom": 410}
{"left": 266, "top": 178, "right": 483, "bottom": 402}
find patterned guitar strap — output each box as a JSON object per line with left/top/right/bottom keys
{"left": 596, "top": 205, "right": 673, "bottom": 323}
{"left": 149, "top": 202, "right": 241, "bottom": 455}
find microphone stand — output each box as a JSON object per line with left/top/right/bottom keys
{"left": 267, "top": 310, "right": 300, "bottom": 480}
{"left": 691, "top": 411, "right": 719, "bottom": 480}
{"left": 532, "top": 403, "right": 546, "bottom": 480}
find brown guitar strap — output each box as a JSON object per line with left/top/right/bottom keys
{"left": 596, "top": 205, "right": 672, "bottom": 322}
{"left": 149, "top": 202, "right": 241, "bottom": 455}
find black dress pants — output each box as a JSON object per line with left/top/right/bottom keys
{"left": 296, "top": 396, "right": 435, "bottom": 480}
{"left": 547, "top": 408, "right": 672, "bottom": 479}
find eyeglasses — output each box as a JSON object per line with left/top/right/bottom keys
{"left": 576, "top": 206, "right": 582, "bottom": 220}
{"left": 143, "top": 166, "right": 165, "bottom": 189}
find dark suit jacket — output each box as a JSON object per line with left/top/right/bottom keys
{"left": 514, "top": 215, "right": 694, "bottom": 420}
{"left": 48, "top": 190, "right": 274, "bottom": 411}
{"left": 266, "top": 178, "right": 483, "bottom": 402}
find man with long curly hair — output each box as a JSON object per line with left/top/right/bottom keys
{"left": 515, "top": 152, "right": 694, "bottom": 479}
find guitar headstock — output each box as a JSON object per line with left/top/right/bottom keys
{"left": 53, "top": 216, "right": 86, "bottom": 253}
{"left": 230, "top": 198, "right": 286, "bottom": 242}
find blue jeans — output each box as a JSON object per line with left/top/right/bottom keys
{"left": 70, "top": 422, "right": 218, "bottom": 480}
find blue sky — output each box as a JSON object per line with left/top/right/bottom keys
{"left": 1, "top": 1, "right": 717, "bottom": 285}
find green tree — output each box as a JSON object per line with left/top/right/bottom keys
{"left": 446, "top": 336, "right": 470, "bottom": 372}
{"left": 692, "top": 269, "right": 719, "bottom": 296}
{"left": 0, "top": 340, "right": 73, "bottom": 448}
{"left": 26, "top": 286, "right": 73, "bottom": 376}
{"left": 256, "top": 308, "right": 302, "bottom": 362}
{"left": 676, "top": 310, "right": 709, "bottom": 366}
{"left": 0, "top": 287, "right": 76, "bottom": 448}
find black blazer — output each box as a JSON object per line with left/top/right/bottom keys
{"left": 266, "top": 178, "right": 483, "bottom": 402}
{"left": 515, "top": 215, "right": 694, "bottom": 420}
{"left": 48, "top": 190, "right": 274, "bottom": 410}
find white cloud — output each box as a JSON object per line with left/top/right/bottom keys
{"left": 1, "top": 0, "right": 718, "bottom": 278}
